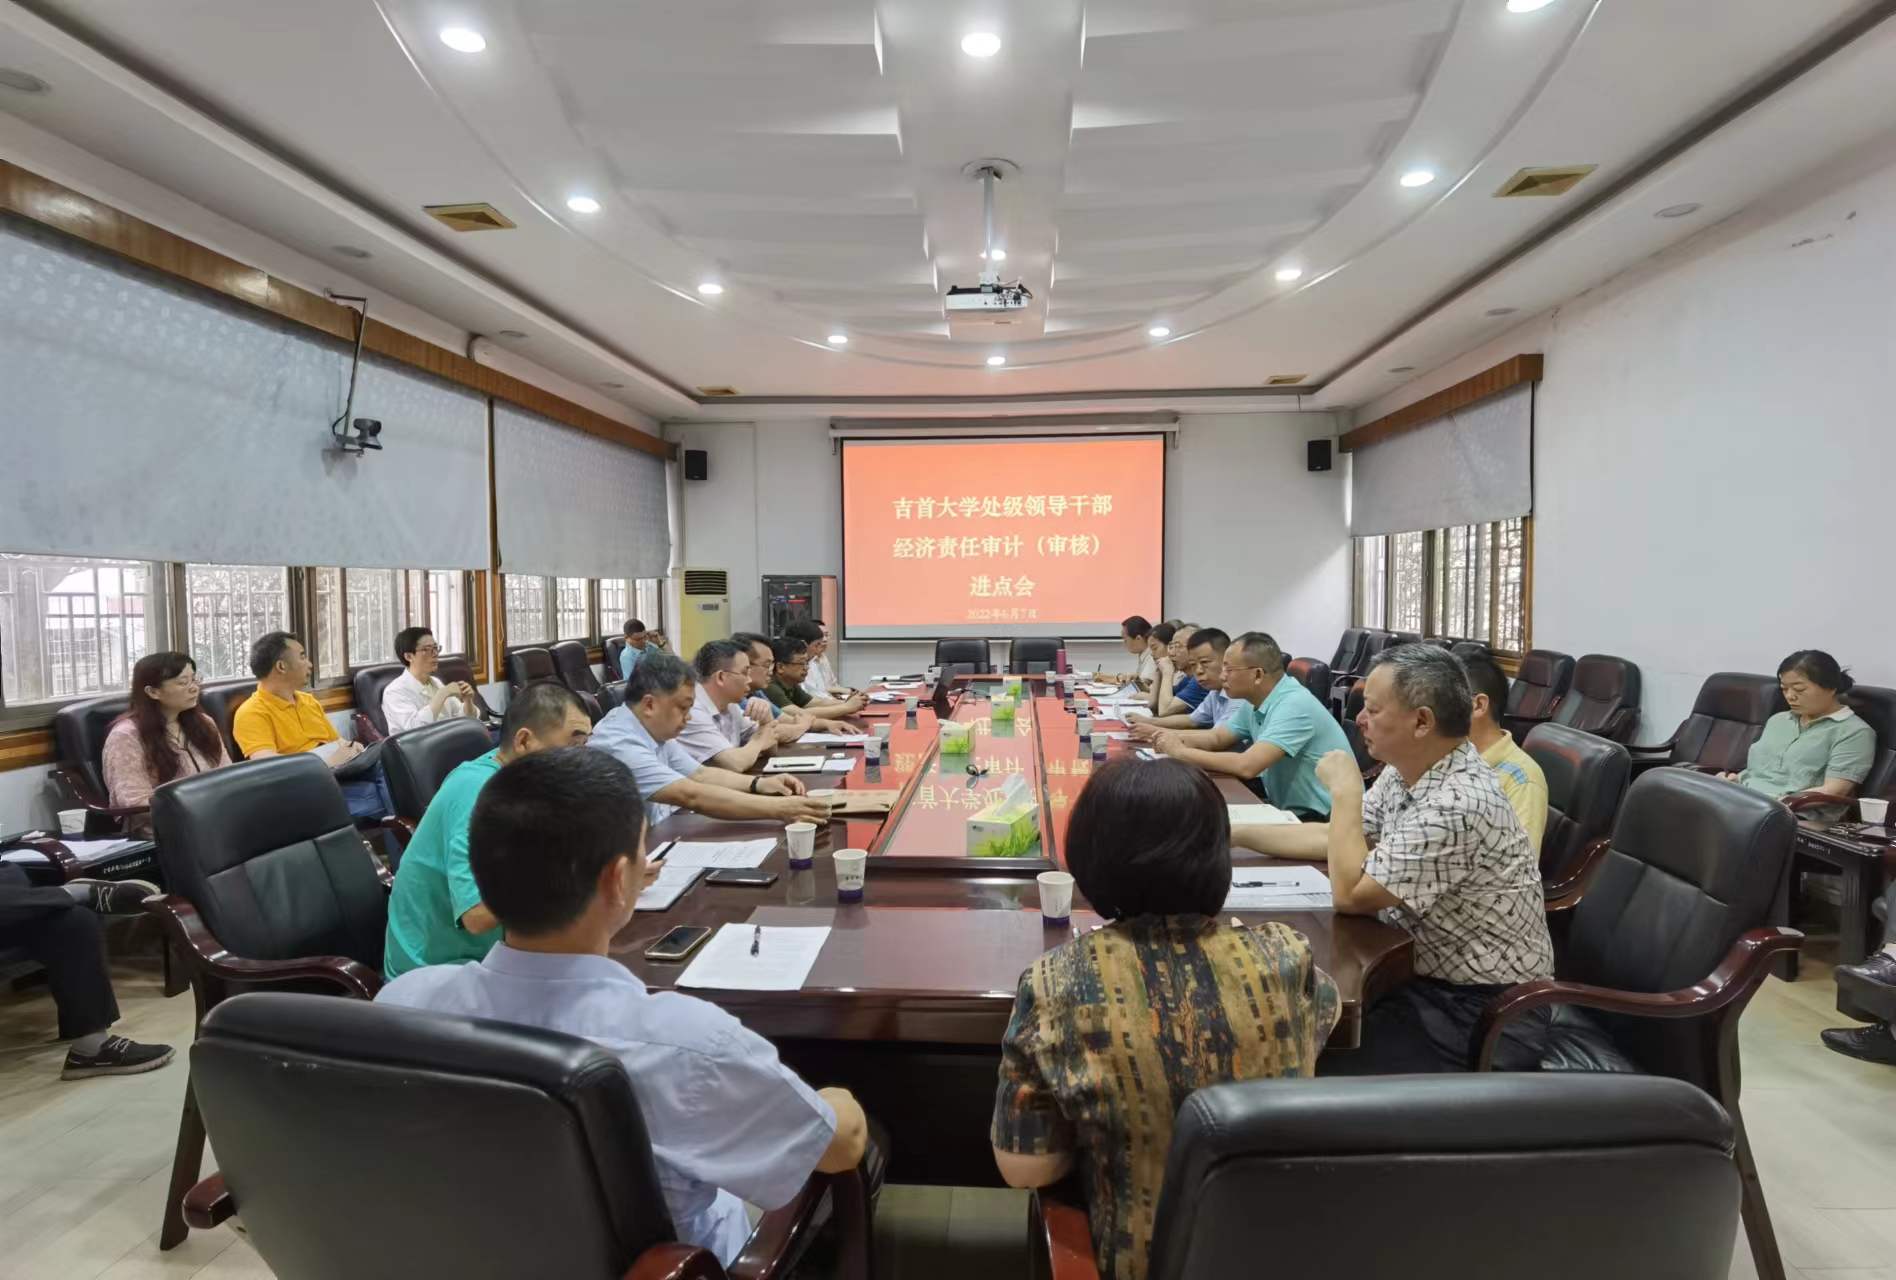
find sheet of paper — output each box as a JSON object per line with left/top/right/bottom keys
{"left": 868, "top": 692, "right": 902, "bottom": 703}
{"left": 1080, "top": 682, "right": 1120, "bottom": 696}
{"left": 820, "top": 755, "right": 856, "bottom": 772}
{"left": 1, "top": 837, "right": 152, "bottom": 866}
{"left": 1227, "top": 803, "right": 1299, "bottom": 827}
{"left": 1135, "top": 748, "right": 1163, "bottom": 761}
{"left": 763, "top": 756, "right": 825, "bottom": 773}
{"left": 311, "top": 740, "right": 345, "bottom": 764}
{"left": 662, "top": 839, "right": 779, "bottom": 870}
{"left": 1225, "top": 867, "right": 1334, "bottom": 910}
{"left": 635, "top": 864, "right": 704, "bottom": 912}
{"left": 676, "top": 924, "right": 832, "bottom": 991}
{"left": 1102, "top": 732, "right": 1133, "bottom": 741}
{"left": 798, "top": 731, "right": 869, "bottom": 745}
{"left": 877, "top": 681, "right": 925, "bottom": 690}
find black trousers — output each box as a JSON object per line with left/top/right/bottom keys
{"left": 1320, "top": 977, "right": 1550, "bottom": 1076}
{"left": 0, "top": 864, "right": 118, "bottom": 1039}
{"left": 1882, "top": 882, "right": 1895, "bottom": 948}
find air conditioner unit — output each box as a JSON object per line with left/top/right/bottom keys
{"left": 679, "top": 567, "right": 731, "bottom": 656}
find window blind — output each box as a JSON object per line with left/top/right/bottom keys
{"left": 493, "top": 403, "right": 670, "bottom": 579}
{"left": 1349, "top": 383, "right": 1533, "bottom": 538}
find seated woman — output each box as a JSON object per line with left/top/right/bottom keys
{"left": 101, "top": 652, "right": 233, "bottom": 831}
{"left": 1724, "top": 650, "right": 1874, "bottom": 808}
{"left": 989, "top": 758, "right": 1338, "bottom": 1280}
{"left": 383, "top": 626, "right": 480, "bottom": 735}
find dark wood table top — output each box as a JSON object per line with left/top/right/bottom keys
{"left": 612, "top": 681, "right": 1413, "bottom": 1049}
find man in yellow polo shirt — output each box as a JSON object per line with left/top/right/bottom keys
{"left": 233, "top": 631, "right": 393, "bottom": 820}
{"left": 1463, "top": 653, "right": 1547, "bottom": 852}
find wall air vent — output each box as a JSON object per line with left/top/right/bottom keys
{"left": 683, "top": 569, "right": 729, "bottom": 595}
{"left": 1493, "top": 165, "right": 1597, "bottom": 198}
{"left": 423, "top": 202, "right": 518, "bottom": 231}
{"left": 1264, "top": 374, "right": 1307, "bottom": 386}
{"left": 696, "top": 386, "right": 741, "bottom": 397}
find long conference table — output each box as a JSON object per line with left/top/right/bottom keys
{"left": 611, "top": 674, "right": 1413, "bottom": 1185}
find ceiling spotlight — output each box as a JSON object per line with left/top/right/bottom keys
{"left": 1389, "top": 365, "right": 1416, "bottom": 373}
{"left": 1505, "top": 0, "right": 1558, "bottom": 11}
{"left": 1399, "top": 169, "right": 1437, "bottom": 188}
{"left": 565, "top": 195, "right": 601, "bottom": 214}
{"left": 0, "top": 68, "right": 49, "bottom": 94}
{"left": 986, "top": 354, "right": 1007, "bottom": 366}
{"left": 827, "top": 333, "right": 849, "bottom": 345}
{"left": 1274, "top": 266, "right": 1304, "bottom": 283}
{"left": 979, "top": 247, "right": 1008, "bottom": 262}
{"left": 332, "top": 245, "right": 373, "bottom": 260}
{"left": 1147, "top": 326, "right": 1171, "bottom": 338}
{"left": 697, "top": 281, "right": 724, "bottom": 296}
{"left": 1655, "top": 202, "right": 1702, "bottom": 219}
{"left": 961, "top": 31, "right": 1002, "bottom": 57}
{"left": 439, "top": 27, "right": 487, "bottom": 53}
{"left": 1485, "top": 306, "right": 1519, "bottom": 317}
{"left": 496, "top": 329, "right": 528, "bottom": 340}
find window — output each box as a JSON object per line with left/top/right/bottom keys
{"left": 427, "top": 570, "right": 466, "bottom": 656}
{"left": 346, "top": 568, "right": 404, "bottom": 667}
{"left": 1351, "top": 518, "right": 1529, "bottom": 654}
{"left": 635, "top": 578, "right": 664, "bottom": 632}
{"left": 597, "top": 578, "right": 630, "bottom": 632}
{"left": 312, "top": 567, "right": 471, "bottom": 677}
{"left": 504, "top": 574, "right": 549, "bottom": 645}
{"left": 184, "top": 563, "right": 290, "bottom": 682}
{"left": 0, "top": 554, "right": 160, "bottom": 708}
{"left": 555, "top": 577, "right": 590, "bottom": 641}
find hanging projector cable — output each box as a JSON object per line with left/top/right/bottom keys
{"left": 325, "top": 292, "right": 383, "bottom": 455}
{"left": 945, "top": 160, "right": 1031, "bottom": 315}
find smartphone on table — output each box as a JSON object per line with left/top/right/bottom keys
{"left": 706, "top": 868, "right": 779, "bottom": 887}
{"left": 642, "top": 924, "right": 713, "bottom": 962}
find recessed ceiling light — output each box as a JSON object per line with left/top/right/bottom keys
{"left": 331, "top": 245, "right": 372, "bottom": 260}
{"left": 496, "top": 329, "right": 528, "bottom": 340}
{"left": 1485, "top": 306, "right": 1519, "bottom": 317}
{"left": 1147, "top": 326, "right": 1171, "bottom": 338}
{"left": 1389, "top": 365, "right": 1416, "bottom": 373}
{"left": 565, "top": 195, "right": 601, "bottom": 214}
{"left": 439, "top": 27, "right": 487, "bottom": 53}
{"left": 961, "top": 31, "right": 1002, "bottom": 57}
{"left": 601, "top": 381, "right": 625, "bottom": 389}
{"left": 1399, "top": 169, "right": 1437, "bottom": 188}
{"left": 1655, "top": 202, "right": 1702, "bottom": 219}
{"left": 0, "top": 68, "right": 49, "bottom": 94}
{"left": 978, "top": 247, "right": 1007, "bottom": 262}
{"left": 1506, "top": 0, "right": 1558, "bottom": 11}
{"left": 697, "top": 281, "right": 724, "bottom": 296}
{"left": 827, "top": 333, "right": 849, "bottom": 345}
{"left": 986, "top": 354, "right": 1007, "bottom": 366}
{"left": 1274, "top": 266, "right": 1304, "bottom": 283}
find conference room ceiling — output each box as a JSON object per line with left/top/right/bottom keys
{"left": 1, "top": 0, "right": 1893, "bottom": 417}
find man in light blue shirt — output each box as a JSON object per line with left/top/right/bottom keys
{"left": 1131, "top": 628, "right": 1233, "bottom": 736}
{"left": 1151, "top": 630, "right": 1352, "bottom": 817}
{"left": 377, "top": 748, "right": 869, "bottom": 1267}
{"left": 618, "top": 618, "right": 650, "bottom": 682}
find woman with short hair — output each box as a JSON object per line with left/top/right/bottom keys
{"left": 102, "top": 652, "right": 232, "bottom": 827}
{"left": 1725, "top": 650, "right": 1874, "bottom": 805}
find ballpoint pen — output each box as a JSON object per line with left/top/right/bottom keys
{"left": 750, "top": 925, "right": 762, "bottom": 956}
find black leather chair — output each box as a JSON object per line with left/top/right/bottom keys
{"left": 934, "top": 638, "right": 989, "bottom": 676}
{"left": 350, "top": 662, "right": 406, "bottom": 740}
{"left": 437, "top": 656, "right": 502, "bottom": 725}
{"left": 1032, "top": 1074, "right": 1740, "bottom": 1280}
{"left": 605, "top": 636, "right": 628, "bottom": 681}
{"left": 381, "top": 719, "right": 494, "bottom": 859}
{"left": 1329, "top": 628, "right": 1385, "bottom": 711}
{"left": 1629, "top": 673, "right": 1783, "bottom": 777}
{"left": 1009, "top": 637, "right": 1063, "bottom": 674}
{"left": 1551, "top": 653, "right": 1641, "bottom": 744}
{"left": 179, "top": 993, "right": 872, "bottom": 1280}
{"left": 1326, "top": 627, "right": 1368, "bottom": 688}
{"left": 1388, "top": 629, "right": 1423, "bottom": 648}
{"left": 505, "top": 646, "right": 558, "bottom": 692}
{"left": 194, "top": 678, "right": 255, "bottom": 761}
{"left": 1783, "top": 683, "right": 1896, "bottom": 816}
{"left": 1450, "top": 639, "right": 1491, "bottom": 661}
{"left": 52, "top": 694, "right": 144, "bottom": 834}
{"left": 145, "top": 753, "right": 389, "bottom": 1250}
{"left": 1285, "top": 658, "right": 1331, "bottom": 704}
{"left": 1502, "top": 649, "right": 1575, "bottom": 742}
{"left": 1340, "top": 680, "right": 1377, "bottom": 778}
{"left": 1474, "top": 768, "right": 1800, "bottom": 1280}
{"left": 550, "top": 639, "right": 602, "bottom": 695}
{"left": 1522, "top": 722, "right": 1631, "bottom": 895}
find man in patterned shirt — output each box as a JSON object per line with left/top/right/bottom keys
{"left": 1315, "top": 643, "right": 1554, "bottom": 1073}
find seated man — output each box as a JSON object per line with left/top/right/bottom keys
{"left": 1822, "top": 879, "right": 1896, "bottom": 1066}
{"left": 1154, "top": 625, "right": 1208, "bottom": 716}
{"left": 383, "top": 625, "right": 480, "bottom": 735}
{"left": 767, "top": 636, "right": 866, "bottom": 729}
{"left": 1462, "top": 653, "right": 1547, "bottom": 853}
{"left": 377, "top": 749, "right": 868, "bottom": 1266}
{"left": 730, "top": 632, "right": 786, "bottom": 724}
{"left": 1107, "top": 615, "right": 1157, "bottom": 690}
{"left": 591, "top": 652, "right": 833, "bottom": 827}
{"left": 785, "top": 619, "right": 856, "bottom": 707}
{"left": 617, "top": 617, "right": 651, "bottom": 682}
{"left": 1147, "top": 631, "right": 1353, "bottom": 819}
{"left": 233, "top": 630, "right": 392, "bottom": 820}
{"left": 676, "top": 640, "right": 807, "bottom": 771}
{"left": 383, "top": 681, "right": 594, "bottom": 978}
{"left": 1131, "top": 628, "right": 1230, "bottom": 733}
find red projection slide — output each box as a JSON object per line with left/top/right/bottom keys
{"left": 840, "top": 436, "right": 1165, "bottom": 639}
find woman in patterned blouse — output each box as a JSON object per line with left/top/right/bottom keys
{"left": 989, "top": 757, "right": 1339, "bottom": 1280}
{"left": 101, "top": 652, "right": 232, "bottom": 831}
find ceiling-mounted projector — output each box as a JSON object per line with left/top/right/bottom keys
{"left": 945, "top": 281, "right": 1033, "bottom": 312}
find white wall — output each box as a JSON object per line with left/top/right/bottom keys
{"left": 1358, "top": 140, "right": 1896, "bottom": 744}
{"left": 667, "top": 413, "right": 1350, "bottom": 685}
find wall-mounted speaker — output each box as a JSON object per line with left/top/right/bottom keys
{"left": 1306, "top": 439, "right": 1333, "bottom": 473}
{"left": 684, "top": 449, "right": 708, "bottom": 481}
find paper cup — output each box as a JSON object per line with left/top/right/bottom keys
{"left": 874, "top": 723, "right": 892, "bottom": 743}
{"left": 1037, "top": 871, "right": 1075, "bottom": 924}
{"left": 1092, "top": 736, "right": 1109, "bottom": 762}
{"left": 834, "top": 848, "right": 868, "bottom": 902}
{"left": 1860, "top": 797, "right": 1890, "bottom": 824}
{"left": 903, "top": 696, "right": 918, "bottom": 715}
{"left": 864, "top": 737, "right": 883, "bottom": 765}
{"left": 57, "top": 808, "right": 87, "bottom": 836}
{"left": 1076, "top": 715, "right": 1092, "bottom": 737}
{"left": 786, "top": 821, "right": 817, "bottom": 866}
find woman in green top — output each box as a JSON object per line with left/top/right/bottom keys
{"left": 1723, "top": 650, "right": 1876, "bottom": 804}
{"left": 988, "top": 758, "right": 1338, "bottom": 1280}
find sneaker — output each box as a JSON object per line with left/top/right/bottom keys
{"left": 69, "top": 878, "right": 159, "bottom": 916}
{"left": 61, "top": 1035, "right": 176, "bottom": 1080}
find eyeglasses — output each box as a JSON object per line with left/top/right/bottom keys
{"left": 415, "top": 644, "right": 442, "bottom": 655}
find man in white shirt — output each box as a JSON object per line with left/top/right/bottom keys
{"left": 675, "top": 639, "right": 807, "bottom": 771}
{"left": 1107, "top": 615, "right": 1157, "bottom": 689}
{"left": 786, "top": 619, "right": 850, "bottom": 702}
{"left": 383, "top": 626, "right": 480, "bottom": 735}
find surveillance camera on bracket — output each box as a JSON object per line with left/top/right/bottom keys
{"left": 324, "top": 290, "right": 384, "bottom": 457}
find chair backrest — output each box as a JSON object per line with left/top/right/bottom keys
{"left": 195, "top": 678, "right": 255, "bottom": 761}
{"left": 1565, "top": 768, "right": 1794, "bottom": 1080}
{"left": 1327, "top": 627, "right": 1368, "bottom": 677}
{"left": 506, "top": 647, "right": 558, "bottom": 691}
{"left": 1522, "top": 722, "right": 1631, "bottom": 884}
{"left": 150, "top": 753, "right": 387, "bottom": 969}
{"left": 1145, "top": 1074, "right": 1738, "bottom": 1280}
{"left": 350, "top": 663, "right": 406, "bottom": 738}
{"left": 549, "top": 640, "right": 603, "bottom": 695}
{"left": 192, "top": 992, "right": 675, "bottom": 1279}
{"left": 1666, "top": 673, "right": 1784, "bottom": 772}
{"left": 1505, "top": 649, "right": 1575, "bottom": 726}
{"left": 934, "top": 638, "right": 990, "bottom": 672}
{"left": 437, "top": 657, "right": 500, "bottom": 722}
{"left": 54, "top": 694, "right": 131, "bottom": 802}
{"left": 1388, "top": 630, "right": 1423, "bottom": 648}
{"left": 1450, "top": 640, "right": 1491, "bottom": 661}
{"left": 1285, "top": 658, "right": 1331, "bottom": 704}
{"left": 1552, "top": 654, "right": 1641, "bottom": 742}
{"left": 382, "top": 719, "right": 493, "bottom": 822}
{"left": 1358, "top": 629, "right": 1397, "bottom": 670}
{"left": 1008, "top": 637, "right": 1063, "bottom": 674}
{"left": 604, "top": 637, "right": 628, "bottom": 680}
{"left": 1845, "top": 684, "right": 1896, "bottom": 799}
{"left": 1342, "top": 680, "right": 1374, "bottom": 772}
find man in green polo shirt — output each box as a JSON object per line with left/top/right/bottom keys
{"left": 1150, "top": 631, "right": 1353, "bottom": 818}
{"left": 383, "top": 681, "right": 595, "bottom": 977}
{"left": 765, "top": 636, "right": 865, "bottom": 734}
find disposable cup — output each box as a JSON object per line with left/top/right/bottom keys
{"left": 903, "top": 696, "right": 918, "bottom": 714}
{"left": 1037, "top": 871, "right": 1075, "bottom": 924}
{"left": 57, "top": 809, "right": 86, "bottom": 836}
{"left": 786, "top": 821, "right": 817, "bottom": 865}
{"left": 1076, "top": 715, "right": 1093, "bottom": 737}
{"left": 864, "top": 737, "right": 883, "bottom": 765}
{"left": 874, "top": 723, "right": 892, "bottom": 743}
{"left": 1859, "top": 797, "right": 1890, "bottom": 824}
{"left": 834, "top": 849, "right": 868, "bottom": 902}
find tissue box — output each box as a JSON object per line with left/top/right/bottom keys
{"left": 967, "top": 775, "right": 1040, "bottom": 857}
{"left": 939, "top": 720, "right": 973, "bottom": 755}
{"left": 990, "top": 696, "right": 1016, "bottom": 723}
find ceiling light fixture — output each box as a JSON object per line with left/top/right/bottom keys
{"left": 986, "top": 354, "right": 1007, "bottom": 366}
{"left": 0, "top": 68, "right": 49, "bottom": 93}
{"left": 1505, "top": 0, "right": 1558, "bottom": 11}
{"left": 1485, "top": 306, "right": 1519, "bottom": 317}
{"left": 961, "top": 31, "right": 1002, "bottom": 57}
{"left": 332, "top": 245, "right": 373, "bottom": 260}
{"left": 1274, "top": 266, "right": 1304, "bottom": 283}
{"left": 827, "top": 333, "right": 849, "bottom": 345}
{"left": 565, "top": 195, "right": 600, "bottom": 214}
{"left": 1147, "top": 326, "right": 1171, "bottom": 338}
{"left": 1399, "top": 169, "right": 1437, "bottom": 188}
{"left": 439, "top": 27, "right": 487, "bottom": 53}
{"left": 697, "top": 281, "right": 724, "bottom": 296}
{"left": 1655, "top": 202, "right": 1702, "bottom": 219}
{"left": 980, "top": 247, "right": 1007, "bottom": 262}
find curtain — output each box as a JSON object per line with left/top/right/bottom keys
{"left": 493, "top": 402, "right": 670, "bottom": 578}
{"left": 1349, "top": 383, "right": 1533, "bottom": 537}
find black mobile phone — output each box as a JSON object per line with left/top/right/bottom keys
{"left": 706, "top": 868, "right": 780, "bottom": 887}
{"left": 642, "top": 924, "right": 713, "bottom": 961}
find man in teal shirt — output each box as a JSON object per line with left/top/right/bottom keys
{"left": 1150, "top": 630, "right": 1353, "bottom": 817}
{"left": 383, "top": 681, "right": 595, "bottom": 977}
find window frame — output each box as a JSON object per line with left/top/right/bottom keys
{"left": 309, "top": 567, "right": 477, "bottom": 684}
{"left": 1349, "top": 517, "right": 1532, "bottom": 659}
{"left": 0, "top": 553, "right": 170, "bottom": 726}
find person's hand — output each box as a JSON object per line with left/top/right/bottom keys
{"left": 838, "top": 692, "right": 867, "bottom": 716}
{"left": 429, "top": 684, "right": 454, "bottom": 711}
{"left": 773, "top": 794, "right": 833, "bottom": 825}
{"left": 1150, "top": 729, "right": 1183, "bottom": 757}
{"left": 772, "top": 716, "right": 810, "bottom": 746}
{"left": 1717, "top": 771, "right": 1739, "bottom": 782}
{"left": 642, "top": 861, "right": 662, "bottom": 889}
{"left": 1316, "top": 750, "right": 1364, "bottom": 803}
{"left": 328, "top": 740, "right": 365, "bottom": 769}
{"left": 1129, "top": 720, "right": 1162, "bottom": 743}
{"left": 759, "top": 774, "right": 808, "bottom": 797}
{"left": 452, "top": 681, "right": 476, "bottom": 701}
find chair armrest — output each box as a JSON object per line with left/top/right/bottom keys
{"left": 1472, "top": 926, "right": 1803, "bottom": 1069}
{"left": 1784, "top": 790, "right": 1854, "bottom": 816}
{"left": 1030, "top": 1186, "right": 1101, "bottom": 1280}
{"left": 376, "top": 815, "right": 416, "bottom": 851}
{"left": 729, "top": 1169, "right": 871, "bottom": 1280}
{"left": 0, "top": 836, "right": 81, "bottom": 880}
{"left": 1542, "top": 837, "right": 1612, "bottom": 910}
{"left": 622, "top": 1244, "right": 725, "bottom": 1280}
{"left": 144, "top": 894, "right": 382, "bottom": 999}
{"left": 181, "top": 1174, "right": 236, "bottom": 1229}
